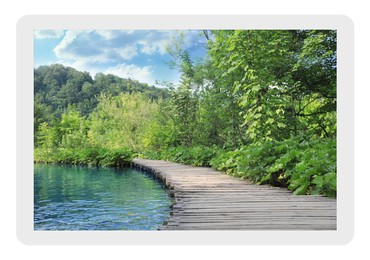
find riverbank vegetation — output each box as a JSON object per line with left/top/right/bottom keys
{"left": 34, "top": 30, "right": 336, "bottom": 197}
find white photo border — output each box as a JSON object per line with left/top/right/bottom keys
{"left": 16, "top": 15, "right": 354, "bottom": 245}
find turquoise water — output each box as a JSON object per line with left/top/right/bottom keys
{"left": 34, "top": 164, "right": 172, "bottom": 230}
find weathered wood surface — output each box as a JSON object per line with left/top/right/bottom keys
{"left": 132, "top": 159, "right": 336, "bottom": 230}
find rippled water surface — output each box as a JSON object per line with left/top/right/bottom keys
{"left": 34, "top": 164, "right": 172, "bottom": 230}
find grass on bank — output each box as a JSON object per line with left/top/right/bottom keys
{"left": 35, "top": 134, "right": 336, "bottom": 198}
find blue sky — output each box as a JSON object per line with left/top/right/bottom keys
{"left": 34, "top": 30, "right": 208, "bottom": 87}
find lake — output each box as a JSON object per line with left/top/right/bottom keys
{"left": 34, "top": 164, "right": 172, "bottom": 230}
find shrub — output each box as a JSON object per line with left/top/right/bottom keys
{"left": 34, "top": 146, "right": 135, "bottom": 168}
{"left": 210, "top": 135, "right": 336, "bottom": 197}
{"left": 142, "top": 146, "right": 222, "bottom": 167}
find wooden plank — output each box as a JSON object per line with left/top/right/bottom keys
{"left": 170, "top": 211, "right": 337, "bottom": 217}
{"left": 132, "top": 159, "right": 337, "bottom": 230}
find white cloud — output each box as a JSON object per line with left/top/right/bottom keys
{"left": 47, "top": 30, "right": 204, "bottom": 86}
{"left": 55, "top": 59, "right": 98, "bottom": 76}
{"left": 54, "top": 30, "right": 140, "bottom": 62}
{"left": 53, "top": 30, "right": 108, "bottom": 62}
{"left": 115, "top": 46, "right": 138, "bottom": 60}
{"left": 34, "top": 30, "right": 64, "bottom": 39}
{"left": 55, "top": 59, "right": 156, "bottom": 86}
{"left": 104, "top": 63, "right": 155, "bottom": 85}
{"left": 95, "top": 30, "right": 117, "bottom": 40}
{"left": 54, "top": 31, "right": 79, "bottom": 58}
{"left": 96, "top": 30, "right": 134, "bottom": 40}
{"left": 139, "top": 38, "right": 169, "bottom": 55}
{"left": 52, "top": 30, "right": 199, "bottom": 63}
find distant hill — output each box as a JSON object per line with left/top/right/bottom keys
{"left": 34, "top": 64, "right": 169, "bottom": 117}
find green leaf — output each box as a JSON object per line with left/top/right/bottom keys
{"left": 312, "top": 175, "right": 324, "bottom": 187}
{"left": 275, "top": 143, "right": 286, "bottom": 152}
{"left": 227, "top": 66, "right": 237, "bottom": 74}
{"left": 254, "top": 113, "right": 262, "bottom": 119}
{"left": 276, "top": 108, "right": 283, "bottom": 115}
{"left": 268, "top": 163, "right": 284, "bottom": 173}
{"left": 252, "top": 85, "right": 261, "bottom": 92}
{"left": 324, "top": 171, "right": 337, "bottom": 189}
{"left": 234, "top": 83, "right": 241, "bottom": 93}
{"left": 293, "top": 182, "right": 309, "bottom": 195}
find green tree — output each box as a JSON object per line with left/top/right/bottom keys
{"left": 88, "top": 92, "right": 159, "bottom": 151}
{"left": 58, "top": 106, "right": 89, "bottom": 149}
{"left": 208, "top": 30, "right": 336, "bottom": 142}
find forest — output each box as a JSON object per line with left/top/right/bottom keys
{"left": 34, "top": 30, "right": 337, "bottom": 197}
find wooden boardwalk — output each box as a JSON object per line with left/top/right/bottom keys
{"left": 132, "top": 159, "right": 337, "bottom": 230}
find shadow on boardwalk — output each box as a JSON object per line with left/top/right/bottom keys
{"left": 132, "top": 159, "right": 336, "bottom": 230}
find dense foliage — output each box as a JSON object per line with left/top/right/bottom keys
{"left": 34, "top": 65, "right": 169, "bottom": 144}
{"left": 34, "top": 147, "right": 134, "bottom": 168}
{"left": 34, "top": 30, "right": 337, "bottom": 197}
{"left": 209, "top": 135, "right": 336, "bottom": 197}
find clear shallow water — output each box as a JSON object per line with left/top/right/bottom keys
{"left": 34, "top": 164, "right": 172, "bottom": 230}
